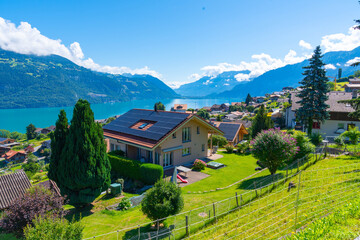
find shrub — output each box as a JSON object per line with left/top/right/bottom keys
{"left": 115, "top": 178, "right": 124, "bottom": 187}
{"left": 225, "top": 145, "right": 234, "bottom": 153}
{"left": 0, "top": 186, "right": 65, "bottom": 234}
{"left": 109, "top": 153, "right": 163, "bottom": 185}
{"left": 292, "top": 131, "right": 315, "bottom": 160}
{"left": 24, "top": 216, "right": 84, "bottom": 240}
{"left": 140, "top": 164, "right": 164, "bottom": 185}
{"left": 341, "top": 126, "right": 360, "bottom": 145}
{"left": 117, "top": 197, "right": 132, "bottom": 211}
{"left": 251, "top": 128, "right": 298, "bottom": 175}
{"left": 108, "top": 153, "right": 141, "bottom": 180}
{"left": 192, "top": 159, "right": 207, "bottom": 171}
{"left": 141, "top": 180, "right": 184, "bottom": 225}
{"left": 334, "top": 135, "right": 344, "bottom": 146}
{"left": 22, "top": 162, "right": 40, "bottom": 178}
{"left": 208, "top": 135, "right": 228, "bottom": 148}
{"left": 111, "top": 150, "right": 125, "bottom": 157}
{"left": 310, "top": 132, "right": 323, "bottom": 146}
{"left": 237, "top": 141, "right": 250, "bottom": 154}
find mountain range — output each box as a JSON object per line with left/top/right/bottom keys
{"left": 0, "top": 49, "right": 178, "bottom": 109}
{"left": 175, "top": 70, "right": 251, "bottom": 97}
{"left": 176, "top": 47, "right": 360, "bottom": 99}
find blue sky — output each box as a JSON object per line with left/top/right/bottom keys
{"left": 0, "top": 0, "right": 359, "bottom": 87}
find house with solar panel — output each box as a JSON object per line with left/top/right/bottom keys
{"left": 103, "top": 109, "right": 223, "bottom": 168}
{"left": 212, "top": 122, "right": 248, "bottom": 146}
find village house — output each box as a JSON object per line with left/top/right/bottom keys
{"left": 0, "top": 170, "right": 32, "bottom": 210}
{"left": 35, "top": 125, "right": 56, "bottom": 135}
{"left": 231, "top": 102, "right": 246, "bottom": 107}
{"left": 252, "top": 97, "right": 265, "bottom": 103}
{"left": 2, "top": 150, "right": 27, "bottom": 163}
{"left": 24, "top": 145, "right": 35, "bottom": 153}
{"left": 171, "top": 104, "right": 188, "bottom": 113}
{"left": 212, "top": 122, "right": 248, "bottom": 146}
{"left": 285, "top": 91, "right": 360, "bottom": 137}
{"left": 0, "top": 146, "right": 10, "bottom": 155}
{"left": 103, "top": 109, "right": 223, "bottom": 168}
{"left": 202, "top": 106, "right": 212, "bottom": 112}
{"left": 345, "top": 78, "right": 360, "bottom": 92}
{"left": 0, "top": 138, "right": 15, "bottom": 145}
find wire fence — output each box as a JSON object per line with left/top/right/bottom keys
{"left": 83, "top": 147, "right": 360, "bottom": 240}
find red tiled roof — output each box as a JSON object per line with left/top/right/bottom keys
{"left": 3, "top": 150, "right": 26, "bottom": 160}
{"left": 0, "top": 170, "right": 32, "bottom": 209}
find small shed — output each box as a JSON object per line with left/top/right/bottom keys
{"left": 0, "top": 170, "right": 32, "bottom": 210}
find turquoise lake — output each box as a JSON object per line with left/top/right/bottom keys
{"left": 0, "top": 98, "right": 242, "bottom": 133}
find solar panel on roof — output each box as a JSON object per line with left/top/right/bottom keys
{"left": 103, "top": 109, "right": 191, "bottom": 141}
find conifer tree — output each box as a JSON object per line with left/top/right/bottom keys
{"left": 48, "top": 110, "right": 68, "bottom": 183}
{"left": 245, "top": 93, "right": 252, "bottom": 105}
{"left": 296, "top": 46, "right": 329, "bottom": 135}
{"left": 251, "top": 105, "right": 273, "bottom": 138}
{"left": 56, "top": 100, "right": 111, "bottom": 206}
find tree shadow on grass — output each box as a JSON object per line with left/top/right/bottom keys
{"left": 65, "top": 204, "right": 94, "bottom": 221}
{"left": 237, "top": 173, "right": 284, "bottom": 190}
{"left": 123, "top": 224, "right": 175, "bottom": 240}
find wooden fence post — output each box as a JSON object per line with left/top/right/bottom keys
{"left": 185, "top": 216, "right": 189, "bottom": 236}
{"left": 213, "top": 202, "right": 216, "bottom": 223}
{"left": 236, "top": 192, "right": 239, "bottom": 207}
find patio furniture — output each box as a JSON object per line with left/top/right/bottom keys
{"left": 207, "top": 161, "right": 225, "bottom": 169}
{"left": 177, "top": 166, "right": 191, "bottom": 177}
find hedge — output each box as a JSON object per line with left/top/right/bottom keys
{"left": 108, "top": 152, "right": 163, "bottom": 185}
{"left": 140, "top": 164, "right": 163, "bottom": 185}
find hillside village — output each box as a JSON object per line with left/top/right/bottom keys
{"left": 2, "top": 64, "right": 360, "bottom": 239}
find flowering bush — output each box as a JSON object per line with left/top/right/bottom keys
{"left": 192, "top": 159, "right": 207, "bottom": 171}
{"left": 117, "top": 197, "right": 132, "bottom": 211}
{"left": 251, "top": 128, "right": 298, "bottom": 175}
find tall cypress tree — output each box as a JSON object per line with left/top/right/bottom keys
{"left": 245, "top": 93, "right": 252, "bottom": 105}
{"left": 48, "top": 110, "right": 68, "bottom": 183}
{"left": 57, "top": 99, "right": 111, "bottom": 206}
{"left": 296, "top": 46, "right": 329, "bottom": 135}
{"left": 251, "top": 105, "right": 274, "bottom": 138}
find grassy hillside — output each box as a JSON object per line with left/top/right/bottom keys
{"left": 187, "top": 155, "right": 360, "bottom": 239}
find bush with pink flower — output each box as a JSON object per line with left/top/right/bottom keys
{"left": 192, "top": 159, "right": 207, "bottom": 171}
{"left": 251, "top": 128, "right": 298, "bottom": 175}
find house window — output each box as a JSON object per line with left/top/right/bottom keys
{"left": 138, "top": 123, "right": 149, "bottom": 129}
{"left": 182, "top": 147, "right": 191, "bottom": 156}
{"left": 154, "top": 152, "right": 160, "bottom": 165}
{"left": 202, "top": 144, "right": 205, "bottom": 152}
{"left": 110, "top": 143, "right": 115, "bottom": 151}
{"left": 312, "top": 122, "right": 320, "bottom": 129}
{"left": 163, "top": 152, "right": 173, "bottom": 167}
{"left": 338, "top": 123, "right": 345, "bottom": 129}
{"left": 197, "top": 126, "right": 200, "bottom": 134}
{"left": 182, "top": 127, "right": 191, "bottom": 142}
{"left": 116, "top": 145, "right": 121, "bottom": 151}
{"left": 172, "top": 133, "right": 176, "bottom": 139}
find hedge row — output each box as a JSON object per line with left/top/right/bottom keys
{"left": 108, "top": 152, "right": 163, "bottom": 185}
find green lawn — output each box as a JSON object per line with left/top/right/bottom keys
{"left": 182, "top": 153, "right": 259, "bottom": 193}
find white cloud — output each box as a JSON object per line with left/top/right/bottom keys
{"left": 299, "top": 40, "right": 313, "bottom": 50}
{"left": 346, "top": 57, "right": 360, "bottom": 66}
{"left": 188, "top": 49, "right": 308, "bottom": 85}
{"left": 321, "top": 26, "right": 360, "bottom": 53}
{"left": 324, "top": 64, "right": 336, "bottom": 70}
{"left": 0, "top": 17, "right": 162, "bottom": 78}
